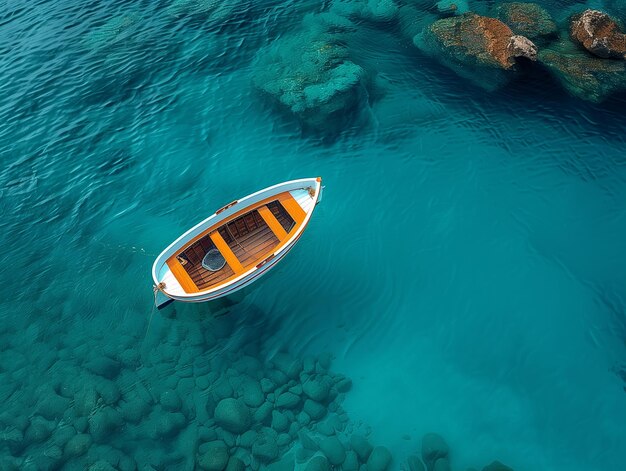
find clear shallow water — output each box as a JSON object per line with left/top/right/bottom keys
{"left": 1, "top": 0, "right": 626, "bottom": 470}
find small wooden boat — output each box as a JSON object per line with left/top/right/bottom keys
{"left": 152, "top": 177, "right": 323, "bottom": 309}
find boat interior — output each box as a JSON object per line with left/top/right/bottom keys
{"left": 165, "top": 192, "right": 308, "bottom": 293}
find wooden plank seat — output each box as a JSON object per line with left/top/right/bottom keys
{"left": 172, "top": 195, "right": 305, "bottom": 292}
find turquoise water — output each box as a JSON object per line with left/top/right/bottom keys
{"left": 2, "top": 0, "right": 626, "bottom": 470}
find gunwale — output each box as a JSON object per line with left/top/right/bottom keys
{"left": 165, "top": 190, "right": 307, "bottom": 294}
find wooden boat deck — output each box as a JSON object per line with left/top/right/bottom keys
{"left": 174, "top": 199, "right": 297, "bottom": 292}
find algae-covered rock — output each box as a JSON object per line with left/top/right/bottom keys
{"left": 495, "top": 3, "right": 557, "bottom": 40}
{"left": 304, "top": 399, "right": 327, "bottom": 420}
{"left": 570, "top": 10, "right": 626, "bottom": 59}
{"left": 166, "top": 0, "right": 243, "bottom": 23}
{"left": 538, "top": 39, "right": 626, "bottom": 102}
{"left": 415, "top": 13, "right": 537, "bottom": 90}
{"left": 319, "top": 435, "right": 346, "bottom": 465}
{"left": 253, "top": 13, "right": 367, "bottom": 131}
{"left": 276, "top": 391, "right": 300, "bottom": 409}
{"left": 421, "top": 433, "right": 449, "bottom": 471}
{"left": 305, "top": 455, "right": 331, "bottom": 471}
{"left": 96, "top": 378, "right": 121, "bottom": 405}
{"left": 225, "top": 457, "right": 246, "bottom": 471}
{"left": 330, "top": 0, "right": 399, "bottom": 23}
{"left": 160, "top": 389, "right": 182, "bottom": 412}
{"left": 83, "top": 14, "right": 140, "bottom": 50}
{"left": 64, "top": 433, "right": 92, "bottom": 458}
{"left": 407, "top": 455, "right": 426, "bottom": 471}
{"left": 254, "top": 401, "right": 273, "bottom": 425}
{"left": 156, "top": 411, "right": 186, "bottom": 438}
{"left": 483, "top": 461, "right": 514, "bottom": 471}
{"left": 433, "top": 458, "right": 451, "bottom": 471}
{"left": 214, "top": 398, "right": 251, "bottom": 434}
{"left": 89, "top": 406, "right": 123, "bottom": 443}
{"left": 271, "top": 410, "right": 290, "bottom": 433}
{"left": 366, "top": 446, "right": 392, "bottom": 471}
{"left": 436, "top": 0, "right": 469, "bottom": 16}
{"left": 198, "top": 440, "right": 229, "bottom": 470}
{"left": 265, "top": 453, "right": 296, "bottom": 471}
{"left": 343, "top": 450, "right": 359, "bottom": 470}
{"left": 85, "top": 355, "right": 121, "bottom": 379}
{"left": 35, "top": 392, "right": 70, "bottom": 420}
{"left": 24, "top": 416, "right": 54, "bottom": 443}
{"left": 302, "top": 375, "right": 333, "bottom": 402}
{"left": 350, "top": 434, "right": 373, "bottom": 462}
{"left": 239, "top": 379, "right": 264, "bottom": 408}
{"left": 271, "top": 353, "right": 303, "bottom": 379}
{"left": 251, "top": 429, "right": 279, "bottom": 462}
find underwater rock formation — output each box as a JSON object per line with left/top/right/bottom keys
{"left": 166, "top": 0, "right": 245, "bottom": 21}
{"left": 538, "top": 38, "right": 626, "bottom": 102}
{"left": 495, "top": 2, "right": 557, "bottom": 41}
{"left": 330, "top": 0, "right": 399, "bottom": 23}
{"left": 0, "top": 302, "right": 401, "bottom": 470}
{"left": 253, "top": 13, "right": 368, "bottom": 131}
{"left": 83, "top": 14, "right": 140, "bottom": 50}
{"left": 414, "top": 13, "right": 537, "bottom": 90}
{"left": 435, "top": 0, "right": 470, "bottom": 17}
{"left": 570, "top": 9, "right": 626, "bottom": 59}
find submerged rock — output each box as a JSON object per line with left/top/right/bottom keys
{"left": 166, "top": 0, "right": 244, "bottom": 23}
{"left": 319, "top": 435, "right": 346, "bottom": 465}
{"left": 366, "top": 446, "right": 392, "bottom": 471}
{"left": 251, "top": 429, "right": 279, "bottom": 462}
{"left": 407, "top": 455, "right": 426, "bottom": 471}
{"left": 570, "top": 10, "right": 626, "bottom": 59}
{"left": 305, "top": 456, "right": 330, "bottom": 471}
{"left": 64, "top": 433, "right": 92, "bottom": 458}
{"left": 302, "top": 375, "right": 333, "bottom": 402}
{"left": 495, "top": 3, "right": 557, "bottom": 41}
{"left": 415, "top": 13, "right": 537, "bottom": 90}
{"left": 436, "top": 0, "right": 469, "bottom": 16}
{"left": 214, "top": 398, "right": 251, "bottom": 434}
{"left": 421, "top": 433, "right": 449, "bottom": 471}
{"left": 433, "top": 458, "right": 451, "bottom": 471}
{"left": 483, "top": 461, "right": 515, "bottom": 471}
{"left": 331, "top": 0, "right": 399, "bottom": 23}
{"left": 350, "top": 433, "right": 373, "bottom": 462}
{"left": 253, "top": 13, "right": 368, "bottom": 131}
{"left": 538, "top": 39, "right": 626, "bottom": 102}
{"left": 198, "top": 440, "right": 229, "bottom": 470}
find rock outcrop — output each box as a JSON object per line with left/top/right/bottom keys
{"left": 415, "top": 13, "right": 537, "bottom": 90}
{"left": 495, "top": 2, "right": 557, "bottom": 41}
{"left": 570, "top": 9, "right": 626, "bottom": 59}
{"left": 253, "top": 13, "right": 368, "bottom": 131}
{"left": 538, "top": 39, "right": 626, "bottom": 102}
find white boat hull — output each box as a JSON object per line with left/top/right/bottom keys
{"left": 152, "top": 178, "right": 322, "bottom": 308}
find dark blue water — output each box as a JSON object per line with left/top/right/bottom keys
{"left": 1, "top": 1, "right": 626, "bottom": 470}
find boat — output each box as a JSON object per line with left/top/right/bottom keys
{"left": 152, "top": 177, "right": 323, "bottom": 309}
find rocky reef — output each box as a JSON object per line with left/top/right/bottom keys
{"left": 401, "top": 432, "right": 516, "bottom": 471}
{"left": 330, "top": 0, "right": 400, "bottom": 23}
{"left": 415, "top": 13, "right": 537, "bottom": 90}
{"left": 494, "top": 2, "right": 557, "bottom": 42}
{"left": 252, "top": 13, "right": 368, "bottom": 131}
{"left": 570, "top": 9, "right": 626, "bottom": 59}
{"left": 405, "top": 1, "right": 626, "bottom": 102}
{"left": 538, "top": 38, "right": 626, "bottom": 103}
{"left": 0, "top": 304, "right": 395, "bottom": 470}
{"left": 166, "top": 0, "right": 248, "bottom": 22}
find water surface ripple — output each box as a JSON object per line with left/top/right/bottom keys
{"left": 1, "top": 0, "right": 626, "bottom": 470}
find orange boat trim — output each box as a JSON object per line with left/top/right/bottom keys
{"left": 277, "top": 192, "right": 306, "bottom": 225}
{"left": 166, "top": 258, "right": 199, "bottom": 293}
{"left": 209, "top": 231, "right": 245, "bottom": 274}
{"left": 257, "top": 205, "right": 288, "bottom": 241}
{"left": 165, "top": 188, "right": 316, "bottom": 295}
